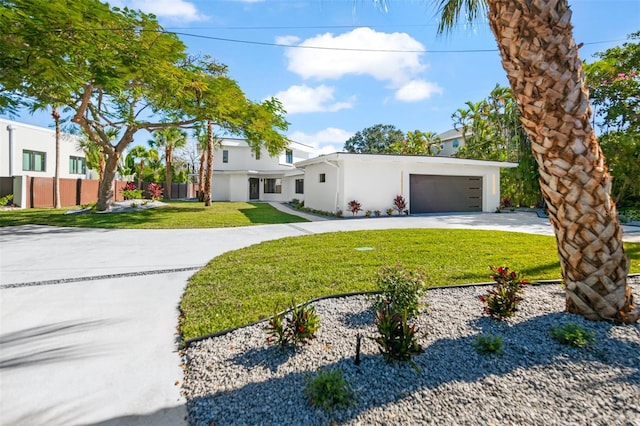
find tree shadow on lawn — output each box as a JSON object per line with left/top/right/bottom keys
{"left": 186, "top": 313, "right": 640, "bottom": 426}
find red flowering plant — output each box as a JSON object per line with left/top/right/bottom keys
{"left": 146, "top": 183, "right": 164, "bottom": 201}
{"left": 479, "top": 266, "right": 529, "bottom": 320}
{"left": 120, "top": 182, "right": 143, "bottom": 200}
{"left": 265, "top": 301, "right": 320, "bottom": 347}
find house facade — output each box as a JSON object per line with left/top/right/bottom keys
{"left": 0, "top": 118, "right": 88, "bottom": 179}
{"left": 437, "top": 128, "right": 467, "bottom": 157}
{"left": 295, "top": 153, "right": 517, "bottom": 215}
{"left": 211, "top": 138, "right": 315, "bottom": 202}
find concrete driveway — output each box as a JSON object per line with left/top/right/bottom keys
{"left": 1, "top": 210, "right": 638, "bottom": 425}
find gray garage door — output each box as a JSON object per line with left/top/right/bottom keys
{"left": 409, "top": 175, "right": 482, "bottom": 213}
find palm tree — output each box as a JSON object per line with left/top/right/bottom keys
{"left": 126, "top": 145, "right": 159, "bottom": 190}
{"left": 148, "top": 127, "right": 187, "bottom": 199}
{"left": 52, "top": 108, "right": 61, "bottom": 208}
{"left": 433, "top": 0, "right": 638, "bottom": 322}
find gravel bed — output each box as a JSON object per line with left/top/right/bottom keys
{"left": 182, "top": 283, "right": 640, "bottom": 426}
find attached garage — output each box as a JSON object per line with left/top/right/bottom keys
{"left": 410, "top": 175, "right": 483, "bottom": 213}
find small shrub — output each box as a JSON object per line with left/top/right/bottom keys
{"left": 393, "top": 195, "right": 407, "bottom": 214}
{"left": 386, "top": 208, "right": 394, "bottom": 216}
{"left": 365, "top": 210, "right": 372, "bottom": 217}
{"left": 80, "top": 201, "right": 96, "bottom": 210}
{"left": 347, "top": 200, "right": 362, "bottom": 216}
{"left": 374, "top": 210, "right": 381, "bottom": 217}
{"left": 372, "top": 304, "right": 423, "bottom": 371}
{"left": 472, "top": 333, "right": 504, "bottom": 354}
{"left": 370, "top": 263, "right": 427, "bottom": 318}
{"left": 304, "top": 369, "right": 356, "bottom": 411}
{"left": 335, "top": 209, "right": 343, "bottom": 217}
{"left": 550, "top": 323, "right": 596, "bottom": 348}
{"left": 501, "top": 196, "right": 512, "bottom": 209}
{"left": 0, "top": 194, "right": 14, "bottom": 207}
{"left": 121, "top": 182, "right": 143, "bottom": 200}
{"left": 147, "top": 183, "right": 164, "bottom": 201}
{"left": 479, "top": 266, "right": 528, "bottom": 320}
{"left": 265, "top": 301, "right": 320, "bottom": 347}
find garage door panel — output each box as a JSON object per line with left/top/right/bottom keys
{"left": 410, "top": 175, "right": 482, "bottom": 213}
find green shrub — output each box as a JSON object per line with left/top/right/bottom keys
{"left": 374, "top": 210, "right": 381, "bottom": 217}
{"left": 370, "top": 263, "right": 427, "bottom": 318}
{"left": 386, "top": 208, "right": 394, "bottom": 216}
{"left": 365, "top": 210, "right": 372, "bottom": 217}
{"left": 265, "top": 301, "right": 320, "bottom": 347}
{"left": 0, "top": 194, "right": 13, "bottom": 207}
{"left": 371, "top": 304, "right": 423, "bottom": 372}
{"left": 479, "top": 266, "right": 528, "bottom": 320}
{"left": 472, "top": 333, "right": 504, "bottom": 354}
{"left": 304, "top": 369, "right": 356, "bottom": 411}
{"left": 550, "top": 323, "right": 596, "bottom": 348}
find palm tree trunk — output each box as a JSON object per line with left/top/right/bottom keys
{"left": 203, "top": 119, "right": 214, "bottom": 206}
{"left": 198, "top": 149, "right": 206, "bottom": 202}
{"left": 52, "top": 108, "right": 61, "bottom": 209}
{"left": 165, "top": 146, "right": 172, "bottom": 200}
{"left": 487, "top": 0, "right": 638, "bottom": 322}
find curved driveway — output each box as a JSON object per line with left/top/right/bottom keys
{"left": 1, "top": 210, "right": 638, "bottom": 425}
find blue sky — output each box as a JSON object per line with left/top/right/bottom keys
{"left": 4, "top": 0, "right": 639, "bottom": 154}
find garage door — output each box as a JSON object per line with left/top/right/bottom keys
{"left": 409, "top": 175, "right": 482, "bottom": 213}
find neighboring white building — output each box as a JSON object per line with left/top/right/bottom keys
{"left": 295, "top": 152, "right": 517, "bottom": 215}
{"left": 0, "top": 118, "right": 88, "bottom": 179}
{"left": 211, "top": 138, "right": 315, "bottom": 202}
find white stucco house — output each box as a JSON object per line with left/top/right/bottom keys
{"left": 0, "top": 118, "right": 88, "bottom": 179}
{"left": 295, "top": 153, "right": 517, "bottom": 215}
{"left": 211, "top": 138, "right": 315, "bottom": 202}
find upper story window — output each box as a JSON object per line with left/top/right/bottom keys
{"left": 69, "top": 156, "right": 86, "bottom": 174}
{"left": 319, "top": 173, "right": 326, "bottom": 183}
{"left": 285, "top": 149, "right": 293, "bottom": 164}
{"left": 452, "top": 139, "right": 460, "bottom": 148}
{"left": 254, "top": 148, "right": 261, "bottom": 160}
{"left": 222, "top": 150, "right": 229, "bottom": 163}
{"left": 22, "top": 150, "right": 46, "bottom": 172}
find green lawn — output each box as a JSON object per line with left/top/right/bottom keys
{"left": 0, "top": 201, "right": 308, "bottom": 229}
{"left": 179, "top": 228, "right": 640, "bottom": 340}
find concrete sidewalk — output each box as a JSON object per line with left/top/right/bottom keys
{"left": 0, "top": 210, "right": 638, "bottom": 425}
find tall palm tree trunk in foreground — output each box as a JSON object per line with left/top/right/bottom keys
{"left": 203, "top": 119, "right": 214, "bottom": 206}
{"left": 487, "top": 0, "right": 638, "bottom": 322}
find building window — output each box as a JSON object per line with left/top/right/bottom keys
{"left": 264, "top": 178, "right": 282, "bottom": 194}
{"left": 22, "top": 150, "right": 46, "bottom": 172}
{"left": 69, "top": 156, "right": 86, "bottom": 174}
{"left": 452, "top": 139, "right": 460, "bottom": 148}
{"left": 295, "top": 179, "right": 304, "bottom": 194}
{"left": 254, "top": 148, "right": 261, "bottom": 160}
{"left": 285, "top": 149, "right": 293, "bottom": 164}
{"left": 222, "top": 150, "right": 229, "bottom": 163}
{"left": 319, "top": 173, "right": 326, "bottom": 183}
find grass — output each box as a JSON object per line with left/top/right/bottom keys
{"left": 0, "top": 201, "right": 308, "bottom": 229}
{"left": 179, "top": 228, "right": 640, "bottom": 341}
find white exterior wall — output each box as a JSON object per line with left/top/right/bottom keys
{"left": 301, "top": 162, "right": 340, "bottom": 213}
{"left": 212, "top": 174, "right": 231, "bottom": 201}
{"left": 228, "top": 174, "right": 248, "bottom": 201}
{"left": 0, "top": 119, "right": 87, "bottom": 178}
{"left": 282, "top": 174, "right": 304, "bottom": 202}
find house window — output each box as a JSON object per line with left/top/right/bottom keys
{"left": 254, "top": 148, "right": 261, "bottom": 160}
{"left": 222, "top": 150, "right": 229, "bottom": 163}
{"left": 452, "top": 139, "right": 460, "bottom": 148}
{"left": 285, "top": 149, "right": 293, "bottom": 164}
{"left": 264, "top": 178, "right": 282, "bottom": 194}
{"left": 319, "top": 173, "right": 326, "bottom": 183}
{"left": 22, "top": 150, "right": 46, "bottom": 172}
{"left": 69, "top": 156, "right": 86, "bottom": 174}
{"left": 295, "top": 179, "right": 304, "bottom": 194}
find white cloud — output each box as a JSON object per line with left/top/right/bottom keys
{"left": 282, "top": 27, "right": 427, "bottom": 86}
{"left": 273, "top": 85, "right": 353, "bottom": 114}
{"left": 113, "top": 0, "right": 206, "bottom": 23}
{"left": 289, "top": 128, "right": 354, "bottom": 156}
{"left": 395, "top": 80, "right": 444, "bottom": 102}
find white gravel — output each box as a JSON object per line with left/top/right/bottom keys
{"left": 182, "top": 283, "right": 640, "bottom": 426}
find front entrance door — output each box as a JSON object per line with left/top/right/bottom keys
{"left": 249, "top": 178, "right": 259, "bottom": 200}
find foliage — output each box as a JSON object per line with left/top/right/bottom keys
{"left": 343, "top": 124, "right": 405, "bottom": 154}
{"left": 179, "top": 229, "right": 640, "bottom": 339}
{"left": 472, "top": 333, "right": 504, "bottom": 354}
{"left": 370, "top": 263, "right": 427, "bottom": 319}
{"left": 386, "top": 208, "right": 394, "bottom": 216}
{"left": 389, "top": 130, "right": 441, "bottom": 155}
{"left": 365, "top": 210, "right": 372, "bottom": 217}
{"left": 148, "top": 127, "right": 188, "bottom": 199}
{"left": 0, "top": 194, "right": 13, "bottom": 207}
{"left": 393, "top": 195, "right": 407, "bottom": 214}
{"left": 303, "top": 369, "right": 356, "bottom": 411}
{"left": 372, "top": 303, "right": 423, "bottom": 371}
{"left": 347, "top": 200, "right": 362, "bottom": 216}
{"left": 550, "top": 323, "right": 596, "bottom": 348}
{"left": 265, "top": 301, "right": 320, "bottom": 347}
{"left": 120, "top": 182, "right": 143, "bottom": 200}
{"left": 479, "top": 266, "right": 528, "bottom": 320}
{"left": 146, "top": 183, "right": 164, "bottom": 201}
{"left": 374, "top": 210, "right": 381, "bottom": 217}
